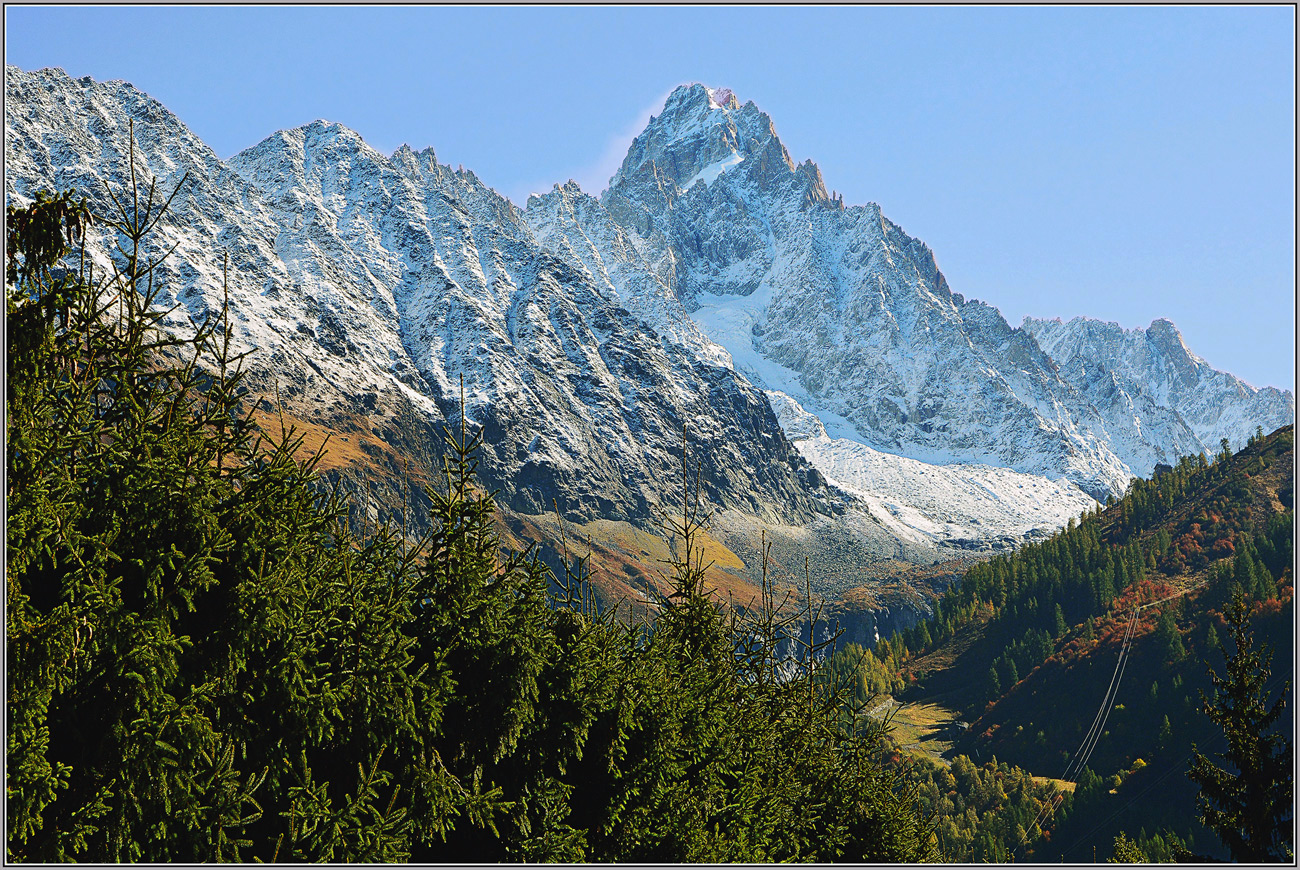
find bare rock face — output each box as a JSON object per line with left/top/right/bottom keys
{"left": 5, "top": 65, "right": 837, "bottom": 535}
{"left": 1024, "top": 316, "right": 1295, "bottom": 472}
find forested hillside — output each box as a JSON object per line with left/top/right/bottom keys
{"left": 854, "top": 421, "right": 1294, "bottom": 861}
{"left": 5, "top": 169, "right": 948, "bottom": 861}
{"left": 6, "top": 156, "right": 1292, "bottom": 863}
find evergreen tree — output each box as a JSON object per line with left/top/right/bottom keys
{"left": 6, "top": 147, "right": 430, "bottom": 863}
{"left": 1108, "top": 830, "right": 1145, "bottom": 863}
{"left": 8, "top": 146, "right": 944, "bottom": 862}
{"left": 1156, "top": 715, "right": 1172, "bottom": 751}
{"left": 1154, "top": 610, "right": 1186, "bottom": 663}
{"left": 1187, "top": 591, "right": 1293, "bottom": 862}
{"left": 6, "top": 174, "right": 282, "bottom": 861}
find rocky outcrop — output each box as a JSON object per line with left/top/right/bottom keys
{"left": 1025, "top": 315, "right": 1295, "bottom": 472}
{"left": 5, "top": 65, "right": 837, "bottom": 533}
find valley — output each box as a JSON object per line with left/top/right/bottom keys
{"left": 7, "top": 68, "right": 1293, "bottom": 632}
{"left": 5, "top": 62, "right": 1294, "bottom": 863}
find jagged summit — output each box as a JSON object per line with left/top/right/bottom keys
{"left": 527, "top": 178, "right": 586, "bottom": 205}
{"left": 609, "top": 82, "right": 797, "bottom": 196}
{"left": 1024, "top": 314, "right": 1294, "bottom": 458}
{"left": 6, "top": 63, "right": 1291, "bottom": 572}
{"left": 581, "top": 84, "right": 1141, "bottom": 498}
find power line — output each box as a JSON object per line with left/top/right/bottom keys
{"left": 1062, "top": 669, "right": 1290, "bottom": 860}
{"left": 1018, "top": 605, "right": 1138, "bottom": 856}
{"left": 1064, "top": 606, "right": 1138, "bottom": 782}
{"left": 1027, "top": 597, "right": 1287, "bottom": 862}
{"left": 1070, "top": 612, "right": 1137, "bottom": 779}
{"left": 1016, "top": 581, "right": 1214, "bottom": 858}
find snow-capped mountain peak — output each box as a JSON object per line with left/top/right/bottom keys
{"left": 7, "top": 64, "right": 1291, "bottom": 579}
{"left": 609, "top": 83, "right": 796, "bottom": 197}
{"left": 586, "top": 85, "right": 1144, "bottom": 499}
{"left": 1024, "top": 315, "right": 1294, "bottom": 459}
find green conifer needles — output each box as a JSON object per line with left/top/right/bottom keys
{"left": 7, "top": 148, "right": 937, "bottom": 861}
{"left": 1187, "top": 591, "right": 1293, "bottom": 862}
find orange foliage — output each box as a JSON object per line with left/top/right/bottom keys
{"left": 1210, "top": 537, "right": 1236, "bottom": 558}
{"left": 1254, "top": 597, "right": 1287, "bottom": 618}
{"left": 1113, "top": 578, "right": 1177, "bottom": 610}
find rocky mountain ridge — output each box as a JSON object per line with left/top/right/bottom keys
{"left": 5, "top": 67, "right": 1292, "bottom": 603}
{"left": 1024, "top": 314, "right": 1294, "bottom": 463}
{"left": 572, "top": 83, "right": 1284, "bottom": 500}
{"left": 5, "top": 66, "right": 836, "bottom": 535}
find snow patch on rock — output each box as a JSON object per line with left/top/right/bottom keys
{"left": 683, "top": 152, "right": 744, "bottom": 191}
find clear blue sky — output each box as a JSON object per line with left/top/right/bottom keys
{"left": 6, "top": 5, "right": 1295, "bottom": 391}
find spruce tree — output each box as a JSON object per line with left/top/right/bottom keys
{"left": 9, "top": 135, "right": 943, "bottom": 863}
{"left": 1154, "top": 609, "right": 1185, "bottom": 663}
{"left": 1187, "top": 591, "right": 1293, "bottom": 862}
{"left": 6, "top": 141, "right": 438, "bottom": 863}
{"left": 5, "top": 173, "right": 280, "bottom": 861}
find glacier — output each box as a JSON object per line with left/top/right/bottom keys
{"left": 6, "top": 67, "right": 1293, "bottom": 599}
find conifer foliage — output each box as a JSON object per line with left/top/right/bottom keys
{"left": 1187, "top": 590, "right": 1293, "bottom": 862}
{"left": 7, "top": 148, "right": 937, "bottom": 861}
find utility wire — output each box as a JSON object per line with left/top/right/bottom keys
{"left": 1063, "top": 580, "right": 1206, "bottom": 784}
{"left": 1062, "top": 669, "right": 1289, "bottom": 860}
{"left": 1019, "top": 605, "right": 1138, "bottom": 854}
{"left": 1069, "top": 608, "right": 1138, "bottom": 779}
{"left": 1023, "top": 590, "right": 1283, "bottom": 862}
{"left": 1063, "top": 606, "right": 1138, "bottom": 783}
{"left": 1016, "top": 581, "right": 1214, "bottom": 858}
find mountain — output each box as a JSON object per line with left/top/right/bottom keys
{"left": 8, "top": 65, "right": 943, "bottom": 616}
{"left": 6, "top": 67, "right": 1291, "bottom": 610}
{"left": 567, "top": 84, "right": 1149, "bottom": 501}
{"left": 1024, "top": 315, "right": 1295, "bottom": 470}
{"left": 6, "top": 64, "right": 854, "bottom": 526}
{"left": 541, "top": 81, "right": 1292, "bottom": 504}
